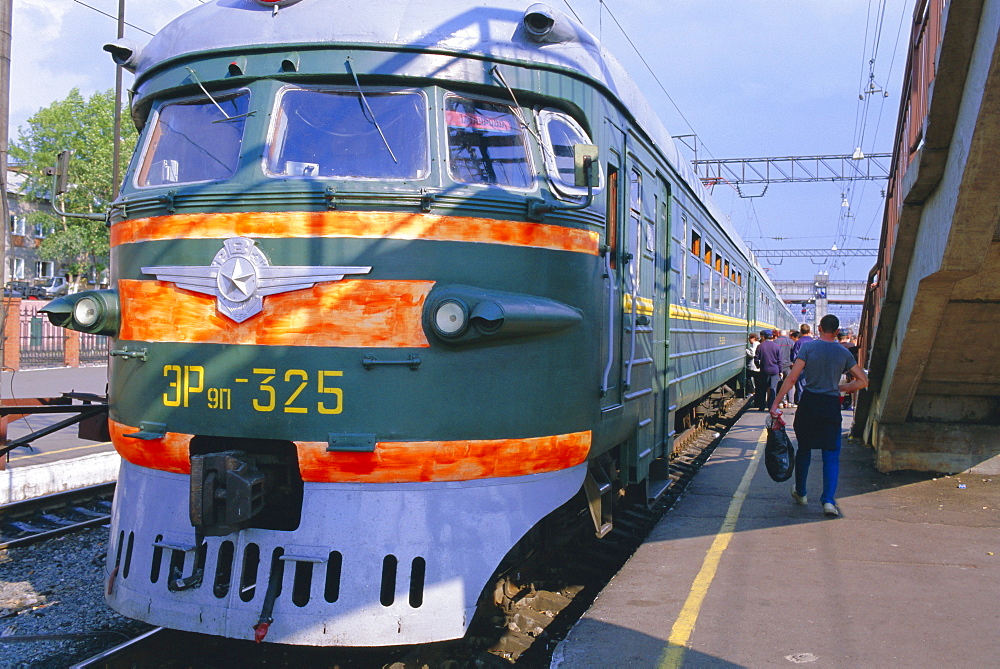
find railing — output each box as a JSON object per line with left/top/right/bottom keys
{"left": 80, "top": 331, "right": 111, "bottom": 365}
{"left": 2, "top": 298, "right": 109, "bottom": 370}
{"left": 18, "top": 301, "right": 65, "bottom": 369}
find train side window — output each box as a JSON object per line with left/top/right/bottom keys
{"left": 537, "top": 108, "right": 602, "bottom": 197}
{"left": 714, "top": 268, "right": 722, "bottom": 311}
{"left": 445, "top": 95, "right": 533, "bottom": 189}
{"left": 687, "top": 228, "right": 700, "bottom": 304}
{"left": 137, "top": 91, "right": 250, "bottom": 187}
{"left": 607, "top": 166, "right": 619, "bottom": 270}
{"left": 701, "top": 260, "right": 711, "bottom": 310}
{"left": 265, "top": 87, "right": 428, "bottom": 180}
{"left": 672, "top": 210, "right": 684, "bottom": 302}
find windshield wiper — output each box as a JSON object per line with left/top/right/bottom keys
{"left": 184, "top": 67, "right": 255, "bottom": 123}
{"left": 345, "top": 57, "right": 398, "bottom": 164}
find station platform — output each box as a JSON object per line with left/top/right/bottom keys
{"left": 1, "top": 366, "right": 118, "bottom": 504}
{"left": 553, "top": 407, "right": 999, "bottom": 667}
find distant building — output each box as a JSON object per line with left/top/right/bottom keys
{"left": 5, "top": 167, "right": 58, "bottom": 286}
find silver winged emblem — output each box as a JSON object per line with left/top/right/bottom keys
{"left": 142, "top": 237, "right": 372, "bottom": 323}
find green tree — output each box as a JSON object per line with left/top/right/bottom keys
{"left": 10, "top": 88, "right": 136, "bottom": 285}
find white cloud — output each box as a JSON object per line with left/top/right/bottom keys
{"left": 7, "top": 0, "right": 201, "bottom": 136}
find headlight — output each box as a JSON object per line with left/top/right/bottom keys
{"left": 433, "top": 300, "right": 468, "bottom": 337}
{"left": 73, "top": 296, "right": 102, "bottom": 328}
{"left": 40, "top": 290, "right": 120, "bottom": 336}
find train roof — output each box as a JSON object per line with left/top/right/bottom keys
{"left": 129, "top": 0, "right": 776, "bottom": 290}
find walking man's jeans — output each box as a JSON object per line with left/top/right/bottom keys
{"left": 794, "top": 444, "right": 841, "bottom": 505}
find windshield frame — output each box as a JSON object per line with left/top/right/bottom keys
{"left": 263, "top": 84, "right": 431, "bottom": 182}
{"left": 133, "top": 88, "right": 252, "bottom": 190}
{"left": 443, "top": 92, "right": 537, "bottom": 192}
{"left": 536, "top": 107, "right": 603, "bottom": 199}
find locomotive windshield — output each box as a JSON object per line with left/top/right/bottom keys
{"left": 266, "top": 87, "right": 428, "bottom": 180}
{"left": 137, "top": 92, "right": 250, "bottom": 187}
{"left": 445, "top": 96, "right": 533, "bottom": 189}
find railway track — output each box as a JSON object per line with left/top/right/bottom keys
{"left": 71, "top": 396, "right": 747, "bottom": 667}
{"left": 0, "top": 483, "right": 114, "bottom": 550}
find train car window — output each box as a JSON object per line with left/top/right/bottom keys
{"left": 687, "top": 247, "right": 699, "bottom": 305}
{"left": 607, "top": 166, "right": 619, "bottom": 269}
{"left": 687, "top": 227, "right": 699, "bottom": 304}
{"left": 703, "top": 243, "right": 712, "bottom": 266}
{"left": 137, "top": 91, "right": 249, "bottom": 187}
{"left": 701, "top": 261, "right": 711, "bottom": 310}
{"left": 713, "top": 271, "right": 722, "bottom": 311}
{"left": 266, "top": 87, "right": 428, "bottom": 180}
{"left": 537, "top": 109, "right": 601, "bottom": 196}
{"left": 671, "top": 209, "right": 683, "bottom": 275}
{"left": 445, "top": 96, "right": 532, "bottom": 189}
{"left": 629, "top": 170, "right": 642, "bottom": 213}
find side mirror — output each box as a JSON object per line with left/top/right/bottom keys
{"left": 574, "top": 144, "right": 599, "bottom": 188}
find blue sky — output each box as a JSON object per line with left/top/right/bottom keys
{"left": 7, "top": 0, "right": 914, "bottom": 282}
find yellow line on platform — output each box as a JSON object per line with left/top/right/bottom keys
{"left": 658, "top": 428, "right": 766, "bottom": 669}
{"left": 8, "top": 442, "right": 113, "bottom": 462}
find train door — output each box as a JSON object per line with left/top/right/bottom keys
{"left": 619, "top": 164, "right": 656, "bottom": 484}
{"left": 656, "top": 177, "right": 672, "bottom": 457}
{"left": 599, "top": 127, "right": 625, "bottom": 411}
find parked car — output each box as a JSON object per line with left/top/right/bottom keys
{"left": 4, "top": 281, "right": 27, "bottom": 298}
{"left": 38, "top": 276, "right": 69, "bottom": 298}
{"left": 3, "top": 281, "right": 47, "bottom": 299}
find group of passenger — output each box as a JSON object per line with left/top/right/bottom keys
{"left": 746, "top": 316, "right": 869, "bottom": 517}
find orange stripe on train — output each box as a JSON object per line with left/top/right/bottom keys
{"left": 295, "top": 431, "right": 591, "bottom": 483}
{"left": 110, "top": 420, "right": 591, "bottom": 483}
{"left": 111, "top": 210, "right": 601, "bottom": 255}
{"left": 118, "top": 279, "right": 433, "bottom": 348}
{"left": 110, "top": 420, "right": 193, "bottom": 474}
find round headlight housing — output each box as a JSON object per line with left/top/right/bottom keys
{"left": 433, "top": 300, "right": 468, "bottom": 337}
{"left": 73, "top": 296, "right": 102, "bottom": 328}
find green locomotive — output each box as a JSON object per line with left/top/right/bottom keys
{"left": 44, "top": 0, "right": 793, "bottom": 646}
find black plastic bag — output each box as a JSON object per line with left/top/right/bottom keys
{"left": 765, "top": 414, "right": 795, "bottom": 482}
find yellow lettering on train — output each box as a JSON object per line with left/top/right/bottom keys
{"left": 318, "top": 370, "right": 344, "bottom": 415}
{"left": 252, "top": 368, "right": 277, "bottom": 412}
{"left": 284, "top": 369, "right": 309, "bottom": 414}
{"left": 163, "top": 365, "right": 182, "bottom": 407}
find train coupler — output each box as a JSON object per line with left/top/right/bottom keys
{"left": 190, "top": 451, "right": 265, "bottom": 536}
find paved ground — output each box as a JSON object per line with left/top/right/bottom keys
{"left": 553, "top": 408, "right": 1000, "bottom": 668}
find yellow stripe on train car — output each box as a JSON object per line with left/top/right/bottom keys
{"left": 623, "top": 294, "right": 655, "bottom": 316}
{"left": 669, "top": 304, "right": 748, "bottom": 327}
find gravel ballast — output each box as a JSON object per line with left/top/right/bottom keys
{"left": 0, "top": 527, "right": 153, "bottom": 667}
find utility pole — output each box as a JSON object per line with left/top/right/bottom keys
{"left": 112, "top": 0, "right": 125, "bottom": 190}
{"left": 1, "top": 0, "right": 12, "bottom": 284}
{"left": 1, "top": 0, "right": 11, "bottom": 373}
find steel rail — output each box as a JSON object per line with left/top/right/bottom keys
{"left": 0, "top": 482, "right": 115, "bottom": 549}
{"left": 69, "top": 628, "right": 166, "bottom": 669}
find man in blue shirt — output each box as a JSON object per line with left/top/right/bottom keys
{"left": 771, "top": 315, "right": 868, "bottom": 517}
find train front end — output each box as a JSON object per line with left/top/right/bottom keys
{"left": 47, "top": 1, "right": 613, "bottom": 646}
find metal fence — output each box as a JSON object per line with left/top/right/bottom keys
{"left": 16, "top": 300, "right": 109, "bottom": 369}
{"left": 19, "top": 301, "right": 64, "bottom": 369}
{"left": 80, "top": 331, "right": 111, "bottom": 365}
